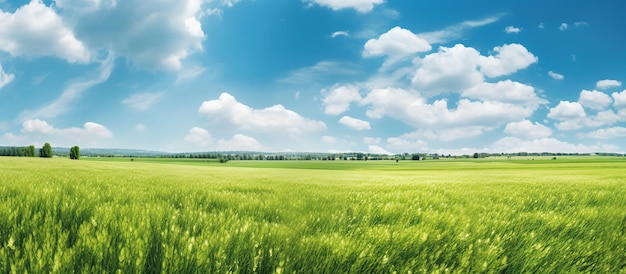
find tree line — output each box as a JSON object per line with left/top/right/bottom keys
{"left": 0, "top": 143, "right": 80, "bottom": 159}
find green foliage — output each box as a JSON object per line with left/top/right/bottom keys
{"left": 70, "top": 146, "right": 80, "bottom": 160}
{"left": 0, "top": 157, "right": 625, "bottom": 272}
{"left": 40, "top": 143, "right": 53, "bottom": 158}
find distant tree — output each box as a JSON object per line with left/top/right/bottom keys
{"left": 473, "top": 152, "right": 479, "bottom": 159}
{"left": 70, "top": 146, "right": 80, "bottom": 160}
{"left": 41, "top": 143, "right": 53, "bottom": 158}
{"left": 411, "top": 154, "right": 421, "bottom": 160}
{"left": 26, "top": 145, "right": 36, "bottom": 157}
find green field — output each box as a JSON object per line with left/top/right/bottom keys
{"left": 1, "top": 157, "right": 625, "bottom": 273}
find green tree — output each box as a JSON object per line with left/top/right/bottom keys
{"left": 40, "top": 143, "right": 53, "bottom": 158}
{"left": 411, "top": 154, "right": 421, "bottom": 160}
{"left": 26, "top": 145, "right": 36, "bottom": 157}
{"left": 70, "top": 146, "right": 80, "bottom": 160}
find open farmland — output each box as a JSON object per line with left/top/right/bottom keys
{"left": 1, "top": 157, "right": 625, "bottom": 273}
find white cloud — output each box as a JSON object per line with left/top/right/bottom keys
{"left": 321, "top": 85, "right": 362, "bottom": 115}
{"left": 386, "top": 135, "right": 428, "bottom": 152}
{"left": 612, "top": 90, "right": 626, "bottom": 109}
{"left": 596, "top": 79, "right": 622, "bottom": 90}
{"left": 18, "top": 55, "right": 114, "bottom": 121}
{"left": 578, "top": 90, "right": 612, "bottom": 110}
{"left": 198, "top": 93, "right": 326, "bottom": 136}
{"left": 135, "top": 123, "right": 147, "bottom": 132}
{"left": 280, "top": 61, "right": 359, "bottom": 84}
{"left": 559, "top": 23, "right": 568, "bottom": 31}
{"left": 547, "top": 101, "right": 586, "bottom": 120}
{"left": 583, "top": 127, "right": 626, "bottom": 139}
{"left": 547, "top": 101, "right": 586, "bottom": 130}
{"left": 463, "top": 80, "right": 546, "bottom": 106}
{"left": 538, "top": 22, "right": 545, "bottom": 29}
{"left": 306, "top": 0, "right": 384, "bottom": 13}
{"left": 184, "top": 127, "right": 213, "bottom": 148}
{"left": 420, "top": 15, "right": 503, "bottom": 44}
{"left": 401, "top": 126, "right": 491, "bottom": 142}
{"left": 175, "top": 65, "right": 206, "bottom": 84}
{"left": 331, "top": 30, "right": 349, "bottom": 38}
{"left": 412, "top": 44, "right": 484, "bottom": 93}
{"left": 504, "top": 26, "right": 521, "bottom": 34}
{"left": 339, "top": 116, "right": 371, "bottom": 130}
{"left": 412, "top": 43, "right": 537, "bottom": 94}
{"left": 56, "top": 0, "right": 210, "bottom": 70}
{"left": 122, "top": 91, "right": 165, "bottom": 111}
{"left": 363, "top": 87, "right": 537, "bottom": 129}
{"left": 0, "top": 63, "right": 15, "bottom": 89}
{"left": 548, "top": 71, "right": 564, "bottom": 80}
{"left": 478, "top": 44, "right": 538, "bottom": 78}
{"left": 491, "top": 137, "right": 616, "bottom": 154}
{"left": 0, "top": 0, "right": 91, "bottom": 63}
{"left": 321, "top": 136, "right": 336, "bottom": 144}
{"left": 217, "top": 134, "right": 263, "bottom": 151}
{"left": 574, "top": 21, "right": 588, "bottom": 27}
{"left": 504, "top": 120, "right": 552, "bottom": 139}
{"left": 363, "top": 136, "right": 381, "bottom": 145}
{"left": 6, "top": 119, "right": 113, "bottom": 147}
{"left": 368, "top": 145, "right": 391, "bottom": 155}
{"left": 363, "top": 26, "right": 431, "bottom": 65}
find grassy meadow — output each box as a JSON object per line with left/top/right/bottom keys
{"left": 1, "top": 156, "right": 625, "bottom": 273}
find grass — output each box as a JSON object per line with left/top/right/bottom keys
{"left": 1, "top": 156, "right": 625, "bottom": 273}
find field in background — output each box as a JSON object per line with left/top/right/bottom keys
{"left": 1, "top": 156, "right": 625, "bottom": 272}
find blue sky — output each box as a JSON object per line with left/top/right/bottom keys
{"left": 1, "top": 0, "right": 625, "bottom": 154}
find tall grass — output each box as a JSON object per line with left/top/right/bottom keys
{"left": 1, "top": 157, "right": 625, "bottom": 272}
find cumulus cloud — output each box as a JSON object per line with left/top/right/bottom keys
{"left": 184, "top": 127, "right": 213, "bottom": 148}
{"left": 504, "top": 26, "right": 521, "bottom": 34}
{"left": 368, "top": 145, "right": 391, "bottom": 155}
{"left": 491, "top": 137, "right": 616, "bottom": 154}
{"left": 478, "top": 44, "right": 538, "bottom": 78}
{"left": 0, "top": 0, "right": 91, "bottom": 63}
{"left": 321, "top": 85, "right": 362, "bottom": 115}
{"left": 217, "top": 134, "right": 263, "bottom": 151}
{"left": 56, "top": 0, "right": 210, "bottom": 70}
{"left": 412, "top": 43, "right": 536, "bottom": 94}
{"left": 306, "top": 0, "right": 384, "bottom": 13}
{"left": 412, "top": 44, "right": 484, "bottom": 93}
{"left": 363, "top": 87, "right": 537, "bottom": 129}
{"left": 547, "top": 101, "right": 586, "bottom": 130}
{"left": 596, "top": 79, "right": 622, "bottom": 90}
{"left": 321, "top": 135, "right": 336, "bottom": 144}
{"left": 559, "top": 23, "right": 568, "bottom": 31}
{"left": 122, "top": 92, "right": 165, "bottom": 111}
{"left": 612, "top": 90, "right": 626, "bottom": 109}
{"left": 339, "top": 116, "right": 371, "bottom": 130}
{"left": 386, "top": 135, "right": 428, "bottom": 152}
{"left": 463, "top": 80, "right": 546, "bottom": 106}
{"left": 4, "top": 119, "right": 113, "bottom": 147}
{"left": 198, "top": 93, "right": 326, "bottom": 136}
{"left": 578, "top": 90, "right": 612, "bottom": 110}
{"left": 582, "top": 127, "right": 626, "bottom": 139}
{"left": 548, "top": 71, "right": 564, "bottom": 80}
{"left": 504, "top": 120, "right": 552, "bottom": 139}
{"left": 363, "top": 26, "right": 431, "bottom": 65}
{"left": 0, "top": 63, "right": 14, "bottom": 89}
{"left": 363, "top": 136, "right": 381, "bottom": 145}
{"left": 398, "top": 127, "right": 490, "bottom": 142}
